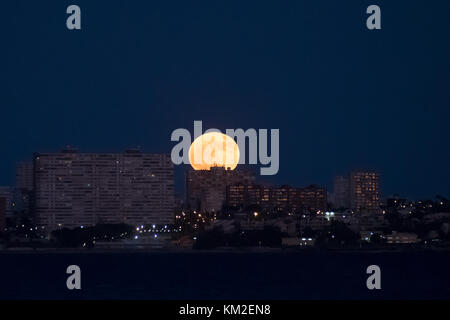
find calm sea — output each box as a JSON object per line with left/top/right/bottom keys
{"left": 1, "top": 250, "right": 449, "bottom": 299}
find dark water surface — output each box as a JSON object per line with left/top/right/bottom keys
{"left": 1, "top": 250, "right": 449, "bottom": 299}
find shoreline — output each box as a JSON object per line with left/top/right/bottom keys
{"left": 1, "top": 246, "right": 450, "bottom": 254}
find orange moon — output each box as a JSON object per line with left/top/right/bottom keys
{"left": 189, "top": 132, "right": 240, "bottom": 170}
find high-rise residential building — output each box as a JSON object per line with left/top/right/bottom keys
{"left": 15, "top": 162, "right": 34, "bottom": 219}
{"left": 16, "top": 162, "right": 34, "bottom": 191}
{"left": 0, "top": 187, "right": 13, "bottom": 219}
{"left": 227, "top": 184, "right": 268, "bottom": 209}
{"left": 33, "top": 148, "right": 174, "bottom": 230}
{"left": 0, "top": 197, "right": 6, "bottom": 230}
{"left": 331, "top": 171, "right": 380, "bottom": 212}
{"left": 226, "top": 183, "right": 327, "bottom": 213}
{"left": 332, "top": 175, "right": 350, "bottom": 208}
{"left": 186, "top": 166, "right": 255, "bottom": 212}
{"left": 293, "top": 185, "right": 328, "bottom": 213}
{"left": 349, "top": 171, "right": 380, "bottom": 212}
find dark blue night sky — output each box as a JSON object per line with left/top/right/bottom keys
{"left": 1, "top": 0, "right": 449, "bottom": 199}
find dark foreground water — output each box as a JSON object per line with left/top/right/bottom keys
{"left": 1, "top": 250, "right": 450, "bottom": 299}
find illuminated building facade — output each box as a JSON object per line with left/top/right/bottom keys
{"left": 226, "top": 183, "right": 327, "bottom": 213}
{"left": 331, "top": 171, "right": 380, "bottom": 213}
{"left": 34, "top": 148, "right": 174, "bottom": 230}
{"left": 293, "top": 185, "right": 328, "bottom": 213}
{"left": 349, "top": 171, "right": 380, "bottom": 212}
{"left": 186, "top": 166, "right": 255, "bottom": 212}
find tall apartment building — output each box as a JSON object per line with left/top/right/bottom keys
{"left": 331, "top": 171, "right": 380, "bottom": 212}
{"left": 349, "top": 171, "right": 380, "bottom": 212}
{"left": 186, "top": 166, "right": 255, "bottom": 212}
{"left": 332, "top": 175, "right": 350, "bottom": 208}
{"left": 15, "top": 162, "right": 34, "bottom": 218}
{"left": 16, "top": 162, "right": 34, "bottom": 191}
{"left": 0, "top": 187, "right": 13, "bottom": 219}
{"left": 34, "top": 149, "right": 174, "bottom": 230}
{"left": 0, "top": 197, "right": 6, "bottom": 230}
{"left": 226, "top": 184, "right": 327, "bottom": 213}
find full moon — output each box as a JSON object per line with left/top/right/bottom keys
{"left": 188, "top": 132, "right": 240, "bottom": 170}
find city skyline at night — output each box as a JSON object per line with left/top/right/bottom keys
{"left": 1, "top": 0, "right": 450, "bottom": 305}
{"left": 1, "top": 1, "right": 449, "bottom": 200}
